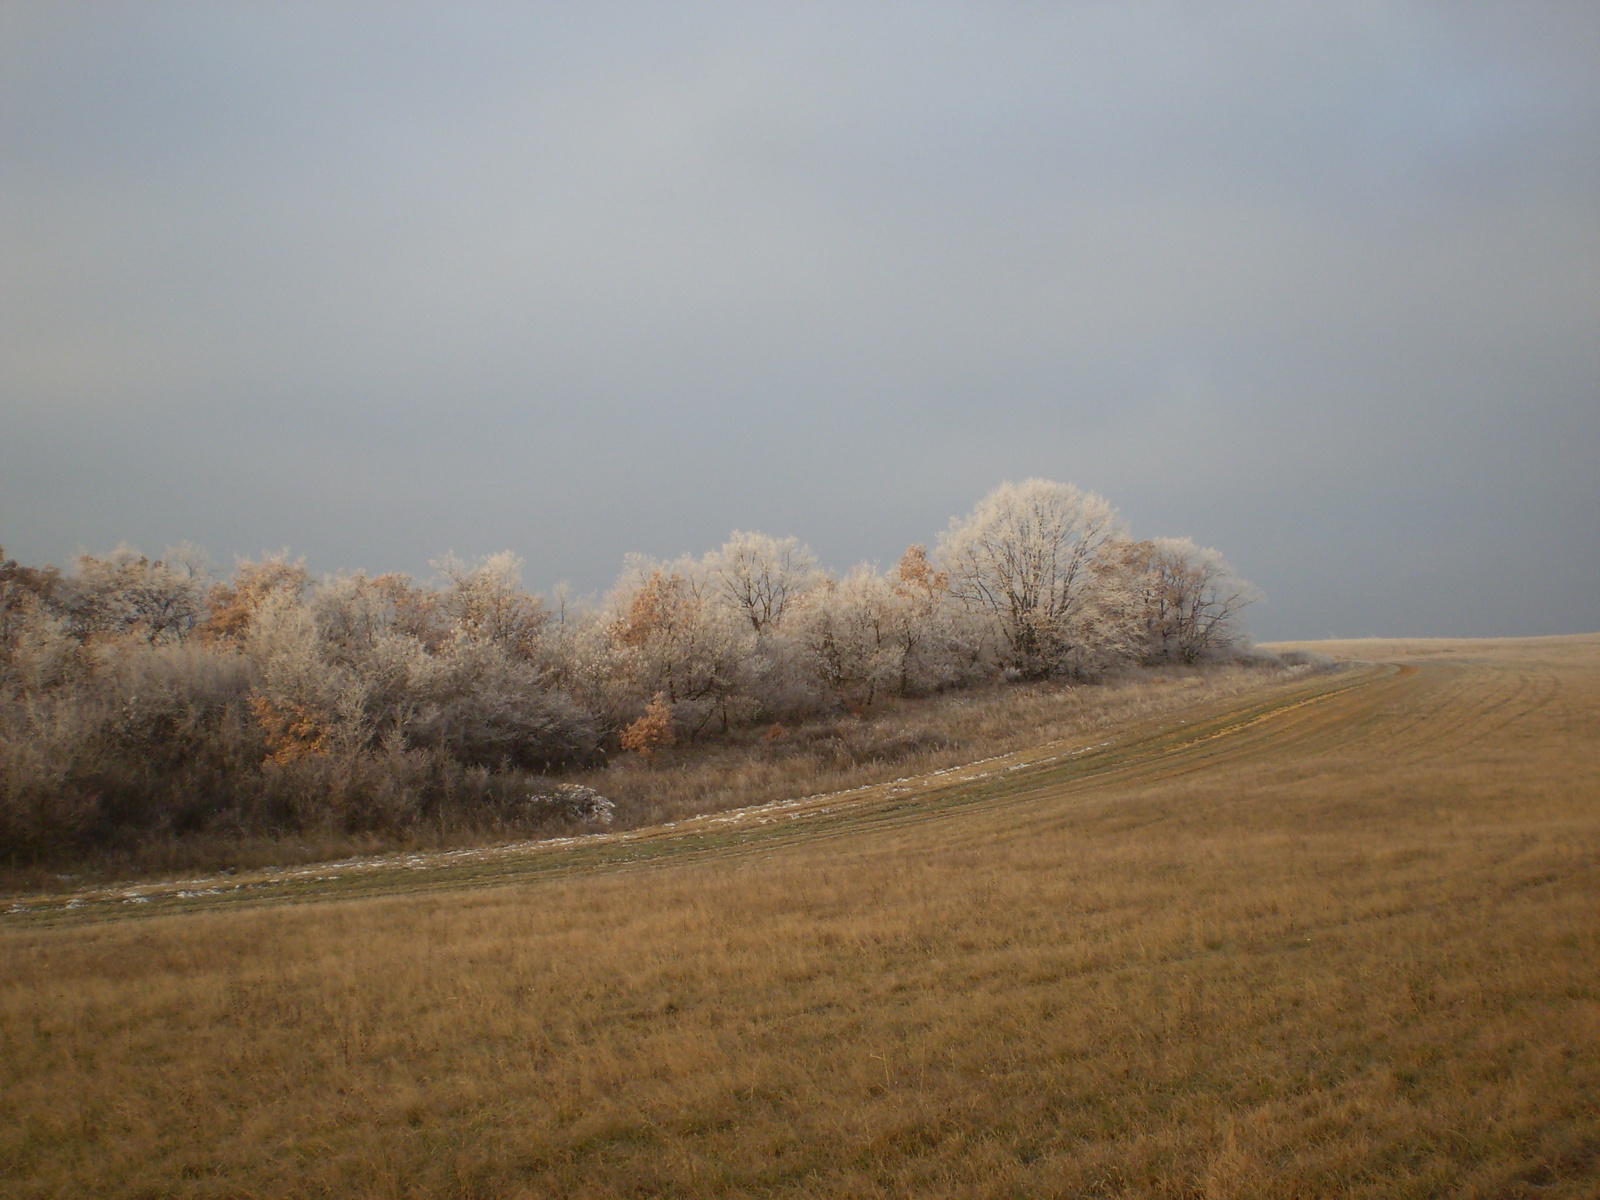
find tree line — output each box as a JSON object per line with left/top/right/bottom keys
{"left": 0, "top": 479, "right": 1258, "bottom": 862}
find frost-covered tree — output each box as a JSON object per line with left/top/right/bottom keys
{"left": 64, "top": 545, "right": 209, "bottom": 645}
{"left": 533, "top": 588, "right": 624, "bottom": 717}
{"left": 794, "top": 565, "right": 898, "bottom": 708}
{"left": 0, "top": 551, "right": 79, "bottom": 693}
{"left": 314, "top": 572, "right": 445, "bottom": 663}
{"left": 1109, "top": 537, "right": 1260, "bottom": 663}
{"left": 707, "top": 531, "right": 821, "bottom": 634}
{"left": 888, "top": 544, "right": 973, "bottom": 695}
{"left": 608, "top": 555, "right": 757, "bottom": 734}
{"left": 937, "top": 479, "right": 1124, "bottom": 678}
{"left": 401, "top": 635, "right": 600, "bottom": 771}
{"left": 245, "top": 589, "right": 368, "bottom": 763}
{"left": 433, "top": 552, "right": 546, "bottom": 660}
{"left": 202, "top": 556, "right": 310, "bottom": 643}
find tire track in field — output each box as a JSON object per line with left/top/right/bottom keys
{"left": 1334, "top": 659, "right": 1558, "bottom": 772}
{"left": 907, "top": 664, "right": 1425, "bottom": 852}
{"left": 663, "top": 654, "right": 1553, "bottom": 859}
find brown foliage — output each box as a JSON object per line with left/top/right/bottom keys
{"left": 451, "top": 584, "right": 544, "bottom": 660}
{"left": 614, "top": 570, "right": 688, "bottom": 649}
{"left": 620, "top": 692, "right": 676, "bottom": 763}
{"left": 369, "top": 573, "right": 446, "bottom": 647}
{"left": 893, "top": 542, "right": 948, "bottom": 600}
{"left": 202, "top": 559, "right": 310, "bottom": 643}
{"left": 0, "top": 548, "right": 61, "bottom": 611}
{"left": 248, "top": 692, "right": 330, "bottom": 764}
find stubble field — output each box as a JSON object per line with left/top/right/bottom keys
{"left": 2, "top": 635, "right": 1596, "bottom": 1198}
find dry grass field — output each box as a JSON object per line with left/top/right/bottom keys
{"left": 2, "top": 635, "right": 1596, "bottom": 1198}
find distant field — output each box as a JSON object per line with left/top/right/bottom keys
{"left": 3, "top": 635, "right": 1597, "bottom": 1198}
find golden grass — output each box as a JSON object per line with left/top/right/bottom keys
{"left": 2, "top": 635, "right": 1597, "bottom": 1198}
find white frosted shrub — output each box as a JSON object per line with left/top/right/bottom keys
{"left": 247, "top": 589, "right": 370, "bottom": 760}
{"left": 0, "top": 593, "right": 84, "bottom": 692}
{"left": 403, "top": 634, "right": 600, "bottom": 770}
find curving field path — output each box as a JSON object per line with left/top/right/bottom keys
{"left": 3, "top": 635, "right": 1597, "bottom": 1197}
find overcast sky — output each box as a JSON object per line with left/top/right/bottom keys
{"left": 2, "top": 3, "right": 1595, "bottom": 640}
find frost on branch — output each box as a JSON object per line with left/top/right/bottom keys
{"left": 1106, "top": 537, "right": 1262, "bottom": 663}
{"left": 708, "top": 531, "right": 821, "bottom": 634}
{"left": 937, "top": 479, "right": 1126, "bottom": 679}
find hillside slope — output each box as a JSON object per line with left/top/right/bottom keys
{"left": 3, "top": 636, "right": 1597, "bottom": 1198}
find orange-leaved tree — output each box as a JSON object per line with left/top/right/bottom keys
{"left": 620, "top": 692, "right": 675, "bottom": 763}
{"left": 202, "top": 557, "right": 310, "bottom": 643}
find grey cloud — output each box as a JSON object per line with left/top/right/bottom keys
{"left": 2, "top": 2, "right": 1596, "bottom": 639}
